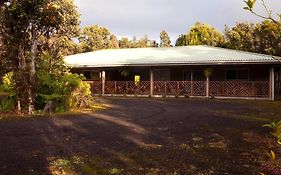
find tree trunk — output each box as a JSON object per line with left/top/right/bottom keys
{"left": 17, "top": 44, "right": 25, "bottom": 114}
{"left": 28, "top": 24, "right": 37, "bottom": 115}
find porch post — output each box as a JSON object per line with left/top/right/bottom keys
{"left": 270, "top": 66, "right": 275, "bottom": 101}
{"left": 206, "top": 76, "right": 210, "bottom": 98}
{"left": 101, "top": 71, "right": 106, "bottom": 95}
{"left": 150, "top": 68, "right": 154, "bottom": 96}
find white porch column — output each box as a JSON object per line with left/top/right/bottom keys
{"left": 101, "top": 71, "right": 106, "bottom": 95}
{"left": 270, "top": 66, "right": 275, "bottom": 101}
{"left": 150, "top": 68, "right": 154, "bottom": 96}
{"left": 206, "top": 76, "right": 210, "bottom": 98}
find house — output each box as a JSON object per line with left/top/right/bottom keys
{"left": 64, "top": 46, "right": 281, "bottom": 100}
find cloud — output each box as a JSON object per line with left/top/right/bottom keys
{"left": 74, "top": 0, "right": 281, "bottom": 43}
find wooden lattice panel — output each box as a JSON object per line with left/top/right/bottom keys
{"left": 87, "top": 80, "right": 269, "bottom": 98}
{"left": 209, "top": 81, "right": 269, "bottom": 97}
{"left": 86, "top": 81, "right": 102, "bottom": 95}
{"left": 126, "top": 82, "right": 138, "bottom": 94}
{"left": 178, "top": 81, "right": 192, "bottom": 96}
{"left": 191, "top": 81, "right": 206, "bottom": 96}
{"left": 115, "top": 81, "right": 127, "bottom": 94}
{"left": 104, "top": 81, "right": 116, "bottom": 94}
{"left": 253, "top": 82, "right": 269, "bottom": 97}
{"left": 166, "top": 81, "right": 179, "bottom": 95}
{"left": 139, "top": 81, "right": 150, "bottom": 95}
{"left": 153, "top": 81, "right": 165, "bottom": 95}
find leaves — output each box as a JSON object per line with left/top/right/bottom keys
{"left": 244, "top": 0, "right": 256, "bottom": 9}
{"left": 176, "top": 22, "right": 224, "bottom": 47}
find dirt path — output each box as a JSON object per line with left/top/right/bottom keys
{"left": 0, "top": 98, "right": 275, "bottom": 175}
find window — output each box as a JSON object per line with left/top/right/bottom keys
{"left": 183, "top": 71, "right": 192, "bottom": 81}
{"left": 193, "top": 71, "right": 205, "bottom": 81}
{"left": 226, "top": 69, "right": 249, "bottom": 80}
{"left": 183, "top": 70, "right": 205, "bottom": 81}
{"left": 83, "top": 71, "right": 100, "bottom": 80}
{"left": 154, "top": 69, "right": 170, "bottom": 81}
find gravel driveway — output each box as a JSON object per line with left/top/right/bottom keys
{"left": 0, "top": 98, "right": 273, "bottom": 175}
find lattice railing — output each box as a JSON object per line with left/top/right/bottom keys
{"left": 104, "top": 81, "right": 151, "bottom": 95}
{"left": 86, "top": 80, "right": 269, "bottom": 98}
{"left": 209, "top": 81, "right": 269, "bottom": 97}
{"left": 86, "top": 81, "right": 102, "bottom": 95}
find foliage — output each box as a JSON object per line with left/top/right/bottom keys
{"left": 175, "top": 22, "right": 224, "bottom": 47}
{"left": 263, "top": 120, "right": 281, "bottom": 143}
{"left": 224, "top": 21, "right": 281, "bottom": 56}
{"left": 0, "top": 72, "right": 16, "bottom": 113}
{"left": 0, "top": 0, "right": 80, "bottom": 114}
{"left": 0, "top": 97, "right": 15, "bottom": 113}
{"left": 160, "top": 30, "right": 171, "bottom": 47}
{"left": 243, "top": 0, "right": 280, "bottom": 23}
{"left": 224, "top": 22, "right": 256, "bottom": 52}
{"left": 260, "top": 120, "right": 281, "bottom": 175}
{"left": 79, "top": 25, "right": 112, "bottom": 52}
{"left": 36, "top": 70, "right": 92, "bottom": 112}
{"left": 118, "top": 36, "right": 158, "bottom": 49}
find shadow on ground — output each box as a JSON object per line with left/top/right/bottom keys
{"left": 0, "top": 98, "right": 276, "bottom": 175}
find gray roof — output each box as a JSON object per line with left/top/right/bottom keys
{"left": 64, "top": 46, "right": 281, "bottom": 68}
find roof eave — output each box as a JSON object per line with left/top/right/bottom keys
{"left": 66, "top": 61, "right": 281, "bottom": 68}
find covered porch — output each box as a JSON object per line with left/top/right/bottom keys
{"left": 74, "top": 64, "right": 274, "bottom": 100}
{"left": 65, "top": 46, "right": 281, "bottom": 100}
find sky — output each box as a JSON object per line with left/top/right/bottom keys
{"left": 73, "top": 0, "right": 280, "bottom": 44}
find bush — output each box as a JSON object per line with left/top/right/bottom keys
{"left": 0, "top": 72, "right": 16, "bottom": 113}
{"left": 36, "top": 71, "right": 92, "bottom": 112}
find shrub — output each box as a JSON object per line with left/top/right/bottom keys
{"left": 36, "top": 71, "right": 92, "bottom": 112}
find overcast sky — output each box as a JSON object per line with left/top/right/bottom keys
{"left": 73, "top": 0, "right": 280, "bottom": 43}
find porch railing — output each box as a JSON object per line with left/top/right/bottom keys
{"left": 86, "top": 81, "right": 270, "bottom": 98}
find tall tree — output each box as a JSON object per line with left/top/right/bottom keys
{"left": 187, "top": 22, "right": 224, "bottom": 46}
{"left": 119, "top": 37, "right": 132, "bottom": 48}
{"left": 224, "top": 22, "right": 256, "bottom": 52}
{"left": 108, "top": 34, "right": 119, "bottom": 49}
{"left": 79, "top": 25, "right": 111, "bottom": 52}
{"left": 137, "top": 35, "right": 149, "bottom": 48}
{"left": 160, "top": 30, "right": 171, "bottom": 47}
{"left": 0, "top": 0, "right": 80, "bottom": 114}
{"left": 175, "top": 34, "right": 187, "bottom": 46}
{"left": 176, "top": 22, "right": 224, "bottom": 47}
{"left": 224, "top": 21, "right": 281, "bottom": 56}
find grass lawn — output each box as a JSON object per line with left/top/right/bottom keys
{"left": 0, "top": 98, "right": 280, "bottom": 175}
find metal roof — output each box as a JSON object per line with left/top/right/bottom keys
{"left": 64, "top": 46, "right": 281, "bottom": 68}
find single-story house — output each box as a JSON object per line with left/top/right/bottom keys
{"left": 64, "top": 46, "right": 281, "bottom": 100}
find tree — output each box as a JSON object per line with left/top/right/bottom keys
{"left": 160, "top": 30, "right": 171, "bottom": 47}
{"left": 223, "top": 21, "right": 281, "bottom": 56}
{"left": 176, "top": 22, "right": 224, "bottom": 47}
{"left": 119, "top": 37, "right": 132, "bottom": 48}
{"left": 244, "top": 0, "right": 280, "bottom": 23}
{"left": 187, "top": 22, "right": 224, "bottom": 46}
{"left": 0, "top": 0, "right": 80, "bottom": 114}
{"left": 224, "top": 22, "right": 256, "bottom": 52}
{"left": 137, "top": 35, "right": 149, "bottom": 48}
{"left": 254, "top": 20, "right": 281, "bottom": 56}
{"left": 175, "top": 34, "right": 187, "bottom": 46}
{"left": 108, "top": 34, "right": 119, "bottom": 49}
{"left": 79, "top": 25, "right": 112, "bottom": 52}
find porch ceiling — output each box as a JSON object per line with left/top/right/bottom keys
{"left": 64, "top": 46, "right": 281, "bottom": 68}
